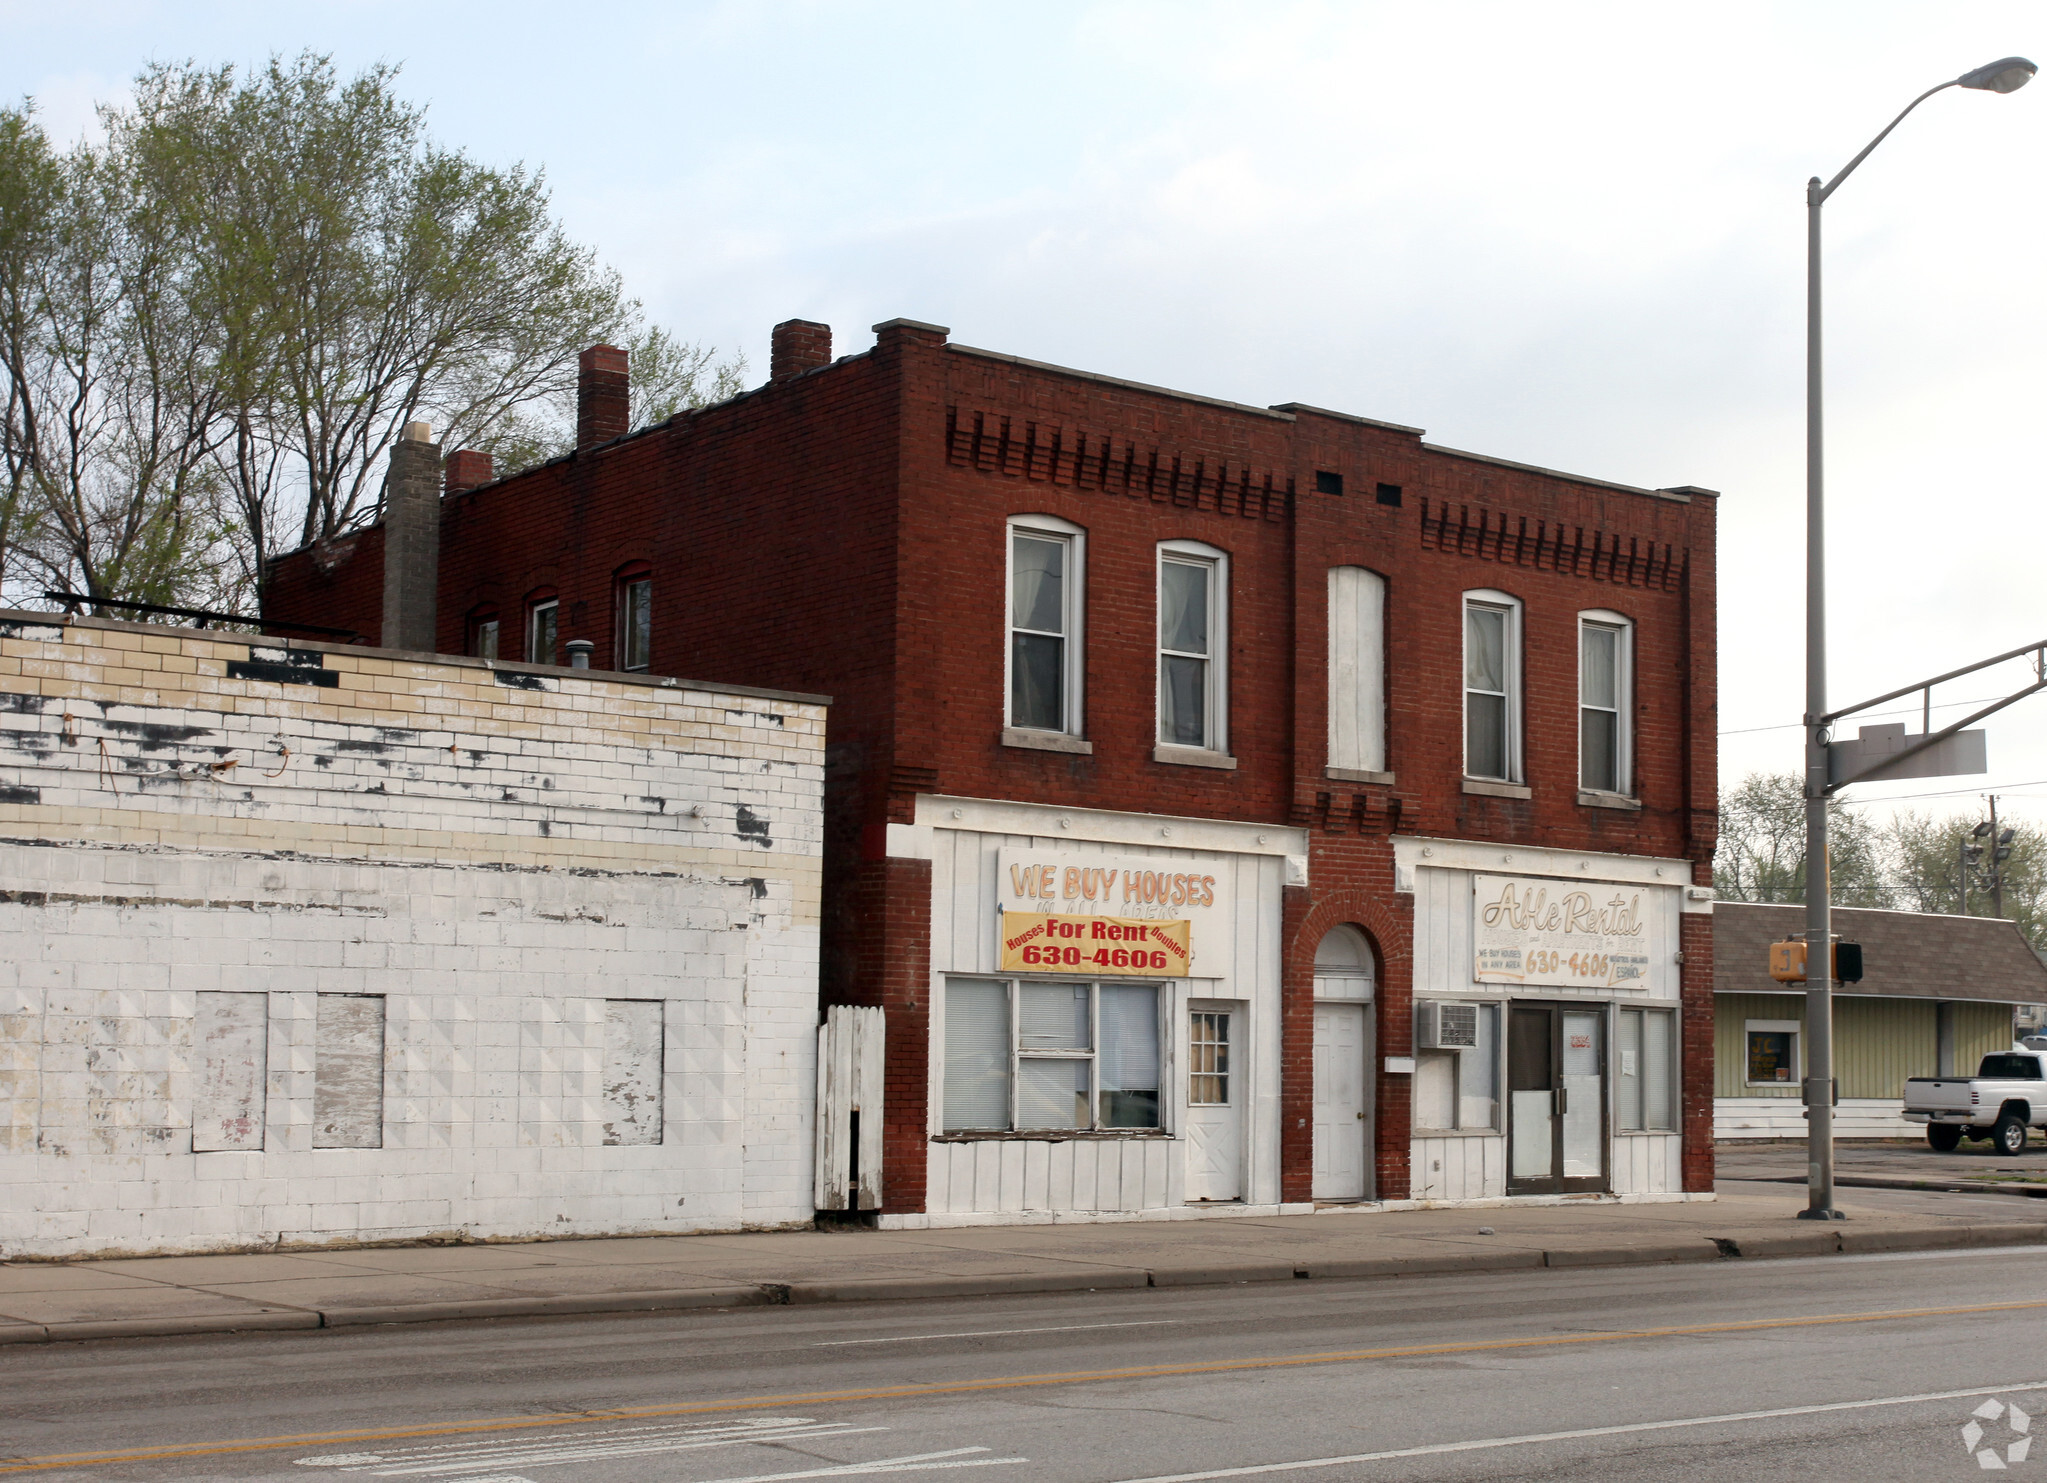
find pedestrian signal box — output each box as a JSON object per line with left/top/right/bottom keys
{"left": 1769, "top": 940, "right": 1807, "bottom": 982}
{"left": 1766, "top": 938, "right": 1863, "bottom": 984}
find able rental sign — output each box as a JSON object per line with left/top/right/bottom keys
{"left": 1472, "top": 874, "right": 1652, "bottom": 990}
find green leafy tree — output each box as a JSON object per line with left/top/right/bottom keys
{"left": 1885, "top": 809, "right": 2047, "bottom": 941}
{"left": 1712, "top": 771, "right": 1889, "bottom": 907}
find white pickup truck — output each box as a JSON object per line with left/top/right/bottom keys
{"left": 1903, "top": 1040, "right": 2047, "bottom": 1155}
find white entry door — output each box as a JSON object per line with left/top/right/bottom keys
{"left": 1184, "top": 1004, "right": 1242, "bottom": 1202}
{"left": 1313, "top": 1001, "right": 1372, "bottom": 1200}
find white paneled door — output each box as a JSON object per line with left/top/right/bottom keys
{"left": 1184, "top": 1004, "right": 1243, "bottom": 1202}
{"left": 1313, "top": 1001, "right": 1372, "bottom": 1201}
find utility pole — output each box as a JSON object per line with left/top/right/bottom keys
{"left": 1990, "top": 795, "right": 2005, "bottom": 918}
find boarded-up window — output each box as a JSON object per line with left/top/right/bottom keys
{"left": 313, "top": 995, "right": 385, "bottom": 1149}
{"left": 602, "top": 1000, "right": 664, "bottom": 1146}
{"left": 1328, "top": 567, "right": 1386, "bottom": 773}
{"left": 192, "top": 992, "right": 268, "bottom": 1152}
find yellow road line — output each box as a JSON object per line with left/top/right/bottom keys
{"left": 3, "top": 1297, "right": 2043, "bottom": 1475}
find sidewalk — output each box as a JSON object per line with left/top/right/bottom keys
{"left": 3, "top": 1189, "right": 2041, "bottom": 1346}
{"left": 1718, "top": 1137, "right": 2047, "bottom": 1199}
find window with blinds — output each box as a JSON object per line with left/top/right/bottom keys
{"left": 941, "top": 977, "right": 1161, "bottom": 1134}
{"left": 1617, "top": 1006, "right": 1675, "bottom": 1132}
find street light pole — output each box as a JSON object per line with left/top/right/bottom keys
{"left": 1800, "top": 56, "right": 2035, "bottom": 1221}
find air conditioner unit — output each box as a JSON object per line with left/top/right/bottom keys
{"left": 1417, "top": 1001, "right": 1480, "bottom": 1051}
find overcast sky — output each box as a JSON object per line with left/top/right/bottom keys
{"left": 7, "top": 1, "right": 2046, "bottom": 833}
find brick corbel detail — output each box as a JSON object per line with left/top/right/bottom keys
{"left": 1284, "top": 889, "right": 1414, "bottom": 1203}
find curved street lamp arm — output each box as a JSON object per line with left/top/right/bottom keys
{"left": 1819, "top": 80, "right": 1958, "bottom": 202}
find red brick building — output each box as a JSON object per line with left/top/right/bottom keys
{"left": 267, "top": 318, "right": 1719, "bottom": 1223}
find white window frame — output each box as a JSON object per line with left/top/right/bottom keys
{"left": 1327, "top": 566, "right": 1388, "bottom": 777}
{"left": 618, "top": 574, "right": 652, "bottom": 672}
{"left": 1744, "top": 1018, "right": 1801, "bottom": 1090}
{"left": 1615, "top": 1004, "right": 1677, "bottom": 1133}
{"left": 940, "top": 975, "right": 1167, "bottom": 1135}
{"left": 1412, "top": 999, "right": 1503, "bottom": 1135}
{"left": 1578, "top": 609, "right": 1633, "bottom": 797}
{"left": 1004, "top": 515, "right": 1086, "bottom": 736}
{"left": 1462, "top": 589, "right": 1522, "bottom": 783}
{"left": 1157, "top": 540, "right": 1230, "bottom": 757}
{"left": 526, "top": 597, "right": 559, "bottom": 667}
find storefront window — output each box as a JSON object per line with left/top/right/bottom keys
{"left": 1745, "top": 1021, "right": 1799, "bottom": 1087}
{"left": 942, "top": 977, "right": 1160, "bottom": 1133}
{"left": 1414, "top": 1001, "right": 1499, "bottom": 1131}
{"left": 1617, "top": 1006, "right": 1675, "bottom": 1131}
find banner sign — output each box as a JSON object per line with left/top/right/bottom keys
{"left": 1472, "top": 874, "right": 1653, "bottom": 990}
{"left": 996, "top": 847, "right": 1233, "bottom": 977}
{"left": 1000, "top": 911, "right": 1190, "bottom": 977}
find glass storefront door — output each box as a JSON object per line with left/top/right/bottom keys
{"left": 1507, "top": 1003, "right": 1609, "bottom": 1195}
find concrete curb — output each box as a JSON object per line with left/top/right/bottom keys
{"left": 779, "top": 1270, "right": 1151, "bottom": 1304}
{"left": 6, "top": 1221, "right": 2044, "bottom": 1344}
{"left": 1739, "top": 1173, "right": 2047, "bottom": 1199}
{"left": 319, "top": 1286, "right": 771, "bottom": 1327}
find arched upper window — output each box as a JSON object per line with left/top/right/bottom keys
{"left": 1578, "top": 608, "right": 1634, "bottom": 797}
{"left": 525, "top": 590, "right": 559, "bottom": 666}
{"left": 1314, "top": 925, "right": 1375, "bottom": 1002}
{"left": 467, "top": 606, "right": 500, "bottom": 661}
{"left": 1157, "top": 539, "right": 1230, "bottom": 758}
{"left": 1006, "top": 515, "right": 1085, "bottom": 737}
{"left": 616, "top": 563, "right": 652, "bottom": 672}
{"left": 1462, "top": 588, "right": 1522, "bottom": 783}
{"left": 1327, "top": 567, "right": 1387, "bottom": 777}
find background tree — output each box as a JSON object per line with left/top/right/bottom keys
{"left": 1, "top": 53, "right": 743, "bottom": 614}
{"left": 1885, "top": 809, "right": 2047, "bottom": 940}
{"left": 1712, "top": 770, "right": 1889, "bottom": 907}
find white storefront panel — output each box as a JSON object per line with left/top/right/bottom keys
{"left": 887, "top": 796, "right": 1305, "bottom": 1226}
{"left": 1394, "top": 836, "right": 1701, "bottom": 1205}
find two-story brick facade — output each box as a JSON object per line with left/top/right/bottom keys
{"left": 266, "top": 317, "right": 1719, "bottom": 1224}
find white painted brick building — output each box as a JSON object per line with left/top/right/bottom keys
{"left": 0, "top": 613, "right": 825, "bottom": 1258}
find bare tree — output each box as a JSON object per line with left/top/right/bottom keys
{"left": 1712, "top": 771, "right": 1888, "bottom": 907}
{"left": 3, "top": 54, "right": 745, "bottom": 614}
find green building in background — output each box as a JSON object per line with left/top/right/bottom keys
{"left": 1714, "top": 901, "right": 2047, "bottom": 1140}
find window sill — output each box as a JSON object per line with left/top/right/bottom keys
{"left": 1326, "top": 767, "right": 1395, "bottom": 785}
{"left": 1413, "top": 1126, "right": 1502, "bottom": 1138}
{"left": 1002, "top": 727, "right": 1093, "bottom": 755}
{"left": 1154, "top": 744, "right": 1238, "bottom": 770}
{"left": 1577, "top": 790, "right": 1641, "bottom": 811}
{"left": 1615, "top": 1128, "right": 1680, "bottom": 1136}
{"left": 1462, "top": 778, "right": 1531, "bottom": 799}
{"left": 933, "top": 1129, "right": 1171, "bottom": 1142}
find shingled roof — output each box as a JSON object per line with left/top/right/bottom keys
{"left": 1715, "top": 901, "right": 2047, "bottom": 1004}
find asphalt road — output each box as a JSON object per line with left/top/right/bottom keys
{"left": 6, "top": 1196, "right": 2047, "bottom": 1483}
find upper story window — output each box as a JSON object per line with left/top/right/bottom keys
{"left": 617, "top": 568, "right": 652, "bottom": 672}
{"left": 468, "top": 610, "right": 500, "bottom": 661}
{"left": 1579, "top": 610, "right": 1633, "bottom": 795}
{"left": 526, "top": 595, "right": 559, "bottom": 667}
{"left": 1158, "top": 541, "right": 1228, "bottom": 754}
{"left": 1327, "top": 567, "right": 1387, "bottom": 775}
{"left": 1007, "top": 516, "right": 1085, "bottom": 734}
{"left": 1463, "top": 590, "right": 1521, "bottom": 782}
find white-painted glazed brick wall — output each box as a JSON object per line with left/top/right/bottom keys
{"left": 0, "top": 613, "right": 825, "bottom": 1257}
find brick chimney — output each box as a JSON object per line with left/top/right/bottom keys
{"left": 444, "top": 449, "right": 493, "bottom": 495}
{"left": 381, "top": 420, "right": 441, "bottom": 653}
{"left": 770, "top": 320, "right": 832, "bottom": 381}
{"left": 577, "top": 344, "right": 630, "bottom": 449}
